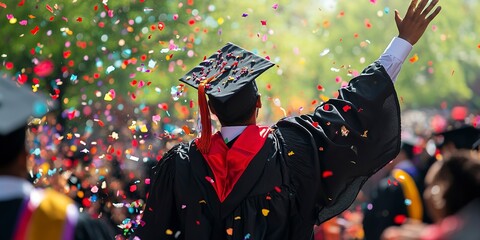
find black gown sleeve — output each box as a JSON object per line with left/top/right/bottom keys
{"left": 275, "top": 61, "right": 401, "bottom": 224}
{"left": 74, "top": 213, "right": 116, "bottom": 240}
{"left": 135, "top": 146, "right": 180, "bottom": 240}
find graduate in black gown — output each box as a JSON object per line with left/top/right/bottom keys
{"left": 0, "top": 76, "right": 114, "bottom": 240}
{"left": 136, "top": 0, "right": 441, "bottom": 239}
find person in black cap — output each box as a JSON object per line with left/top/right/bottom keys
{"left": 434, "top": 125, "right": 480, "bottom": 159}
{"left": 0, "top": 75, "right": 113, "bottom": 240}
{"left": 137, "top": 0, "right": 441, "bottom": 239}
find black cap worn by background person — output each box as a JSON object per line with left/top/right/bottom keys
{"left": 0, "top": 74, "right": 50, "bottom": 164}
{"left": 179, "top": 43, "right": 274, "bottom": 153}
{"left": 436, "top": 125, "right": 480, "bottom": 150}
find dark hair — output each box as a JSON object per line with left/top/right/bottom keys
{"left": 208, "top": 82, "right": 259, "bottom": 126}
{"left": 437, "top": 152, "right": 480, "bottom": 216}
{"left": 0, "top": 126, "right": 26, "bottom": 168}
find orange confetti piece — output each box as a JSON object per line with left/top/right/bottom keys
{"left": 288, "top": 151, "right": 294, "bottom": 156}
{"left": 182, "top": 125, "right": 191, "bottom": 135}
{"left": 0, "top": 2, "right": 6, "bottom": 8}
{"left": 226, "top": 228, "right": 233, "bottom": 236}
{"left": 409, "top": 54, "right": 419, "bottom": 63}
{"left": 165, "top": 229, "right": 173, "bottom": 235}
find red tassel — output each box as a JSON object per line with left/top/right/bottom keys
{"left": 197, "top": 81, "right": 212, "bottom": 153}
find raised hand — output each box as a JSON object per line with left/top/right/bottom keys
{"left": 395, "top": 0, "right": 441, "bottom": 45}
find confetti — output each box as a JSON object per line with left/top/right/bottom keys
{"left": 261, "top": 209, "right": 270, "bottom": 216}
{"left": 409, "top": 54, "right": 419, "bottom": 63}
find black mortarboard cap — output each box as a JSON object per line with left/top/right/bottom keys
{"left": 436, "top": 125, "right": 480, "bottom": 150}
{"left": 179, "top": 42, "right": 274, "bottom": 103}
{"left": 179, "top": 43, "right": 274, "bottom": 153}
{"left": 0, "top": 74, "right": 49, "bottom": 135}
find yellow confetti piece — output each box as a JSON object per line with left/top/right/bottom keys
{"left": 262, "top": 209, "right": 270, "bottom": 216}
{"left": 409, "top": 53, "right": 419, "bottom": 63}
{"left": 234, "top": 216, "right": 241, "bottom": 220}
{"left": 165, "top": 229, "right": 173, "bottom": 235}
{"left": 226, "top": 228, "right": 233, "bottom": 236}
{"left": 140, "top": 124, "right": 148, "bottom": 133}
{"left": 287, "top": 151, "right": 294, "bottom": 156}
{"left": 104, "top": 92, "right": 113, "bottom": 101}
{"left": 199, "top": 200, "right": 207, "bottom": 204}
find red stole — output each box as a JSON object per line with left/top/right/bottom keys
{"left": 196, "top": 125, "right": 271, "bottom": 202}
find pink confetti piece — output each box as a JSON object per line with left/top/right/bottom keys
{"left": 272, "top": 3, "right": 279, "bottom": 9}
{"left": 19, "top": 20, "right": 27, "bottom": 25}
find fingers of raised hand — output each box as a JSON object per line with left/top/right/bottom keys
{"left": 426, "top": 6, "right": 441, "bottom": 23}
{"left": 421, "top": 0, "right": 440, "bottom": 17}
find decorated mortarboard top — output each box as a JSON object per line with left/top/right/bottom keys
{"left": 436, "top": 125, "right": 480, "bottom": 150}
{"left": 179, "top": 43, "right": 274, "bottom": 153}
{"left": 0, "top": 75, "right": 49, "bottom": 135}
{"left": 179, "top": 42, "right": 274, "bottom": 103}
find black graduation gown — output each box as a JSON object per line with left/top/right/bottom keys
{"left": 136, "top": 61, "right": 401, "bottom": 240}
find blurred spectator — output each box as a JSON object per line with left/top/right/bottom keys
{"left": 0, "top": 76, "right": 113, "bottom": 240}
{"left": 363, "top": 132, "right": 430, "bottom": 240}
{"left": 382, "top": 151, "right": 480, "bottom": 240}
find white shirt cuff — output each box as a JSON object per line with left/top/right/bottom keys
{"left": 383, "top": 37, "right": 413, "bottom": 63}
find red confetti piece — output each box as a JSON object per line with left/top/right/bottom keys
{"left": 94, "top": 5, "right": 98, "bottom": 11}
{"left": 312, "top": 122, "right": 319, "bottom": 128}
{"left": 46, "top": 4, "right": 53, "bottom": 13}
{"left": 132, "top": 139, "right": 138, "bottom": 147}
{"left": 131, "top": 93, "right": 136, "bottom": 100}
{"left": 188, "top": 19, "right": 195, "bottom": 25}
{"left": 34, "top": 60, "right": 54, "bottom": 77}
{"left": 30, "top": 26, "right": 39, "bottom": 35}
{"left": 63, "top": 50, "right": 72, "bottom": 59}
{"left": 189, "top": 100, "right": 194, "bottom": 108}
{"left": 129, "top": 185, "right": 137, "bottom": 192}
{"left": 5, "top": 62, "right": 14, "bottom": 70}
{"left": 317, "top": 84, "right": 324, "bottom": 91}
{"left": 274, "top": 186, "right": 281, "bottom": 193}
{"left": 17, "top": 74, "right": 27, "bottom": 84}
{"left": 158, "top": 22, "right": 165, "bottom": 31}
{"left": 187, "top": 0, "right": 194, "bottom": 5}
{"left": 322, "top": 171, "right": 333, "bottom": 178}
{"left": 394, "top": 214, "right": 407, "bottom": 224}
{"left": 323, "top": 104, "right": 330, "bottom": 111}
{"left": 97, "top": 120, "right": 105, "bottom": 127}
{"left": 76, "top": 17, "right": 82, "bottom": 22}
{"left": 49, "top": 16, "right": 54, "bottom": 21}
{"left": 18, "top": 0, "right": 25, "bottom": 6}
{"left": 364, "top": 19, "right": 372, "bottom": 28}
{"left": 343, "top": 105, "right": 352, "bottom": 112}
{"left": 82, "top": 198, "right": 91, "bottom": 208}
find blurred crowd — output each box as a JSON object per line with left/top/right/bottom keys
{"left": 24, "top": 103, "right": 480, "bottom": 239}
